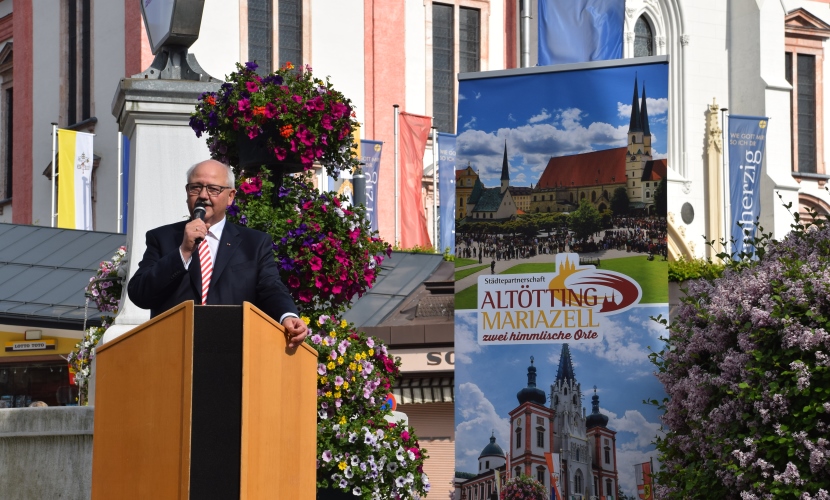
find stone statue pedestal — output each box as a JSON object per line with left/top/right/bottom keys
{"left": 89, "top": 78, "right": 220, "bottom": 404}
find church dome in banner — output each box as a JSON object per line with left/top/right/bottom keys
{"left": 479, "top": 433, "right": 506, "bottom": 459}
{"left": 586, "top": 387, "right": 610, "bottom": 429}
{"left": 517, "top": 356, "right": 547, "bottom": 405}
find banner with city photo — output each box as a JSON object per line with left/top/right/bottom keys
{"left": 453, "top": 58, "right": 669, "bottom": 500}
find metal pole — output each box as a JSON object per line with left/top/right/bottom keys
{"left": 51, "top": 123, "right": 57, "bottom": 227}
{"left": 117, "top": 131, "right": 123, "bottom": 233}
{"left": 520, "top": 0, "right": 532, "bottom": 67}
{"left": 432, "top": 125, "right": 438, "bottom": 252}
{"left": 721, "top": 107, "right": 729, "bottom": 256}
{"left": 394, "top": 104, "right": 400, "bottom": 246}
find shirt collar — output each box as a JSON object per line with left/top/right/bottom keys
{"left": 209, "top": 216, "right": 227, "bottom": 240}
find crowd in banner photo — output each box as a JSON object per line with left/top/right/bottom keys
{"left": 456, "top": 216, "right": 667, "bottom": 262}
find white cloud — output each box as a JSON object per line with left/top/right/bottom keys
{"left": 475, "top": 92, "right": 482, "bottom": 100}
{"left": 463, "top": 117, "right": 478, "bottom": 130}
{"left": 601, "top": 407, "right": 663, "bottom": 496}
{"left": 528, "top": 108, "right": 552, "bottom": 124}
{"left": 455, "top": 382, "right": 510, "bottom": 473}
{"left": 617, "top": 97, "right": 669, "bottom": 119}
{"left": 568, "top": 315, "right": 653, "bottom": 366}
{"left": 454, "top": 319, "right": 482, "bottom": 364}
{"left": 508, "top": 113, "right": 517, "bottom": 122}
{"left": 513, "top": 173, "right": 528, "bottom": 184}
{"left": 459, "top": 93, "right": 466, "bottom": 101}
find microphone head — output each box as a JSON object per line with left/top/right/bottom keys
{"left": 193, "top": 203, "right": 207, "bottom": 221}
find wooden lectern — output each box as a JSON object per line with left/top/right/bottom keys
{"left": 91, "top": 301, "right": 318, "bottom": 499}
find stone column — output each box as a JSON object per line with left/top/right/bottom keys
{"left": 88, "top": 79, "right": 219, "bottom": 405}
{"left": 706, "top": 100, "right": 725, "bottom": 259}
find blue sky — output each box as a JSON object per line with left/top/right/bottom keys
{"left": 454, "top": 305, "right": 668, "bottom": 497}
{"left": 456, "top": 61, "right": 669, "bottom": 188}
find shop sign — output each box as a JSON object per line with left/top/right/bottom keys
{"left": 5, "top": 339, "right": 56, "bottom": 352}
{"left": 391, "top": 348, "right": 454, "bottom": 372}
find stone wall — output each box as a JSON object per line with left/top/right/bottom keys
{"left": 0, "top": 407, "right": 93, "bottom": 500}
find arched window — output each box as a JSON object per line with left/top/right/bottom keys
{"left": 646, "top": 191, "right": 651, "bottom": 198}
{"left": 580, "top": 192, "right": 586, "bottom": 200}
{"left": 634, "top": 16, "right": 653, "bottom": 57}
{"left": 516, "top": 427, "right": 522, "bottom": 448}
{"left": 536, "top": 466, "right": 546, "bottom": 485}
{"left": 575, "top": 447, "right": 580, "bottom": 461}
{"left": 591, "top": 191, "right": 597, "bottom": 202}
{"left": 569, "top": 193, "right": 574, "bottom": 202}
{"left": 574, "top": 470, "right": 583, "bottom": 493}
{"left": 515, "top": 467, "right": 521, "bottom": 478}
{"left": 606, "top": 479, "right": 614, "bottom": 495}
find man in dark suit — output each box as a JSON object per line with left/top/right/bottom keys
{"left": 128, "top": 159, "right": 308, "bottom": 347}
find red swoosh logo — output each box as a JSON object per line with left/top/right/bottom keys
{"left": 572, "top": 272, "right": 640, "bottom": 313}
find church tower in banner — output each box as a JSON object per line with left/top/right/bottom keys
{"left": 626, "top": 77, "right": 653, "bottom": 205}
{"left": 550, "top": 344, "right": 593, "bottom": 499}
{"left": 508, "top": 357, "right": 555, "bottom": 495}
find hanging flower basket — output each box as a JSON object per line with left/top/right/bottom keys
{"left": 190, "top": 61, "right": 360, "bottom": 180}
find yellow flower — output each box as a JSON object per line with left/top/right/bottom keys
{"left": 320, "top": 376, "right": 328, "bottom": 384}
{"left": 369, "top": 349, "right": 374, "bottom": 356}
{"left": 338, "top": 461, "right": 347, "bottom": 470}
{"left": 343, "top": 382, "right": 349, "bottom": 390}
{"left": 349, "top": 363, "right": 357, "bottom": 371}
{"left": 337, "top": 357, "right": 344, "bottom": 365}
{"left": 329, "top": 330, "right": 336, "bottom": 338}
{"left": 327, "top": 362, "right": 335, "bottom": 370}
{"left": 340, "top": 319, "right": 347, "bottom": 328}
{"left": 334, "top": 391, "right": 341, "bottom": 398}
{"left": 325, "top": 391, "right": 332, "bottom": 397}
{"left": 339, "top": 415, "right": 347, "bottom": 424}
{"left": 351, "top": 376, "right": 356, "bottom": 382}
{"left": 301, "top": 316, "right": 310, "bottom": 325}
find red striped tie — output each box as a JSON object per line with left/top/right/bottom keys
{"left": 198, "top": 240, "right": 213, "bottom": 305}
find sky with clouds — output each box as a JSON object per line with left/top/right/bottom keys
{"left": 454, "top": 305, "right": 668, "bottom": 497}
{"left": 456, "top": 61, "right": 669, "bottom": 189}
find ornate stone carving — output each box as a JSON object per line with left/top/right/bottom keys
{"left": 625, "top": 31, "right": 635, "bottom": 42}
{"left": 625, "top": 7, "right": 637, "bottom": 18}
{"left": 680, "top": 34, "right": 690, "bottom": 46}
{"left": 656, "top": 36, "right": 666, "bottom": 48}
{"left": 682, "top": 181, "right": 692, "bottom": 194}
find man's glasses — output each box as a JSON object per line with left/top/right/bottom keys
{"left": 186, "top": 183, "right": 233, "bottom": 196}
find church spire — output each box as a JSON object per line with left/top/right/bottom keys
{"left": 501, "top": 141, "right": 510, "bottom": 193}
{"left": 628, "top": 75, "right": 642, "bottom": 133}
{"left": 555, "top": 344, "right": 576, "bottom": 383}
{"left": 586, "top": 386, "right": 610, "bottom": 429}
{"left": 641, "top": 82, "right": 650, "bottom": 137}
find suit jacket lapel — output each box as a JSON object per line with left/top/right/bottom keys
{"left": 212, "top": 222, "right": 239, "bottom": 286}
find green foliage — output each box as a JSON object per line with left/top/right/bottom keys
{"left": 568, "top": 199, "right": 603, "bottom": 240}
{"left": 667, "top": 257, "right": 724, "bottom": 282}
{"left": 391, "top": 244, "right": 438, "bottom": 254}
{"left": 454, "top": 258, "right": 479, "bottom": 268}
{"left": 443, "top": 247, "right": 455, "bottom": 261}
{"left": 611, "top": 186, "right": 630, "bottom": 216}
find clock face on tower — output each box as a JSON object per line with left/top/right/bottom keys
{"left": 140, "top": 0, "right": 205, "bottom": 54}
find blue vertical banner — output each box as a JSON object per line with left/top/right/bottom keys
{"left": 360, "top": 139, "right": 383, "bottom": 232}
{"left": 121, "top": 134, "right": 130, "bottom": 234}
{"left": 437, "top": 133, "right": 456, "bottom": 254}
{"left": 538, "top": 0, "right": 624, "bottom": 66}
{"left": 728, "top": 115, "right": 768, "bottom": 257}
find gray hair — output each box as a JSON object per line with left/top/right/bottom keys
{"left": 186, "top": 160, "right": 235, "bottom": 187}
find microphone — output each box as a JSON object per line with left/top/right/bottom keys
{"left": 193, "top": 203, "right": 207, "bottom": 245}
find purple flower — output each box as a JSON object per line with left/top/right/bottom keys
{"left": 321, "top": 449, "right": 333, "bottom": 462}
{"left": 245, "top": 61, "right": 258, "bottom": 71}
{"left": 239, "top": 215, "right": 248, "bottom": 226}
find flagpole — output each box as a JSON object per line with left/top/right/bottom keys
{"left": 721, "top": 107, "right": 730, "bottom": 256}
{"left": 431, "top": 124, "right": 438, "bottom": 252}
{"left": 117, "top": 131, "right": 123, "bottom": 233}
{"left": 51, "top": 123, "right": 57, "bottom": 227}
{"left": 393, "top": 104, "right": 400, "bottom": 246}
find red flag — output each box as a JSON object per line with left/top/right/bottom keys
{"left": 398, "top": 112, "right": 432, "bottom": 249}
{"left": 636, "top": 461, "right": 653, "bottom": 500}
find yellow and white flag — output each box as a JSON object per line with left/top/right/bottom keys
{"left": 57, "top": 130, "right": 94, "bottom": 229}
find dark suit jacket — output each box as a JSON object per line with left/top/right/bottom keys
{"left": 127, "top": 220, "right": 299, "bottom": 321}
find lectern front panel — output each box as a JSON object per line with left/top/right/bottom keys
{"left": 190, "top": 305, "right": 243, "bottom": 499}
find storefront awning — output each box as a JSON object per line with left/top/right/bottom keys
{"left": 392, "top": 375, "right": 454, "bottom": 404}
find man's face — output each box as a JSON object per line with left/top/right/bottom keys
{"left": 186, "top": 161, "right": 236, "bottom": 227}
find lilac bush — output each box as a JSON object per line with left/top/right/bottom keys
{"left": 653, "top": 217, "right": 830, "bottom": 499}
